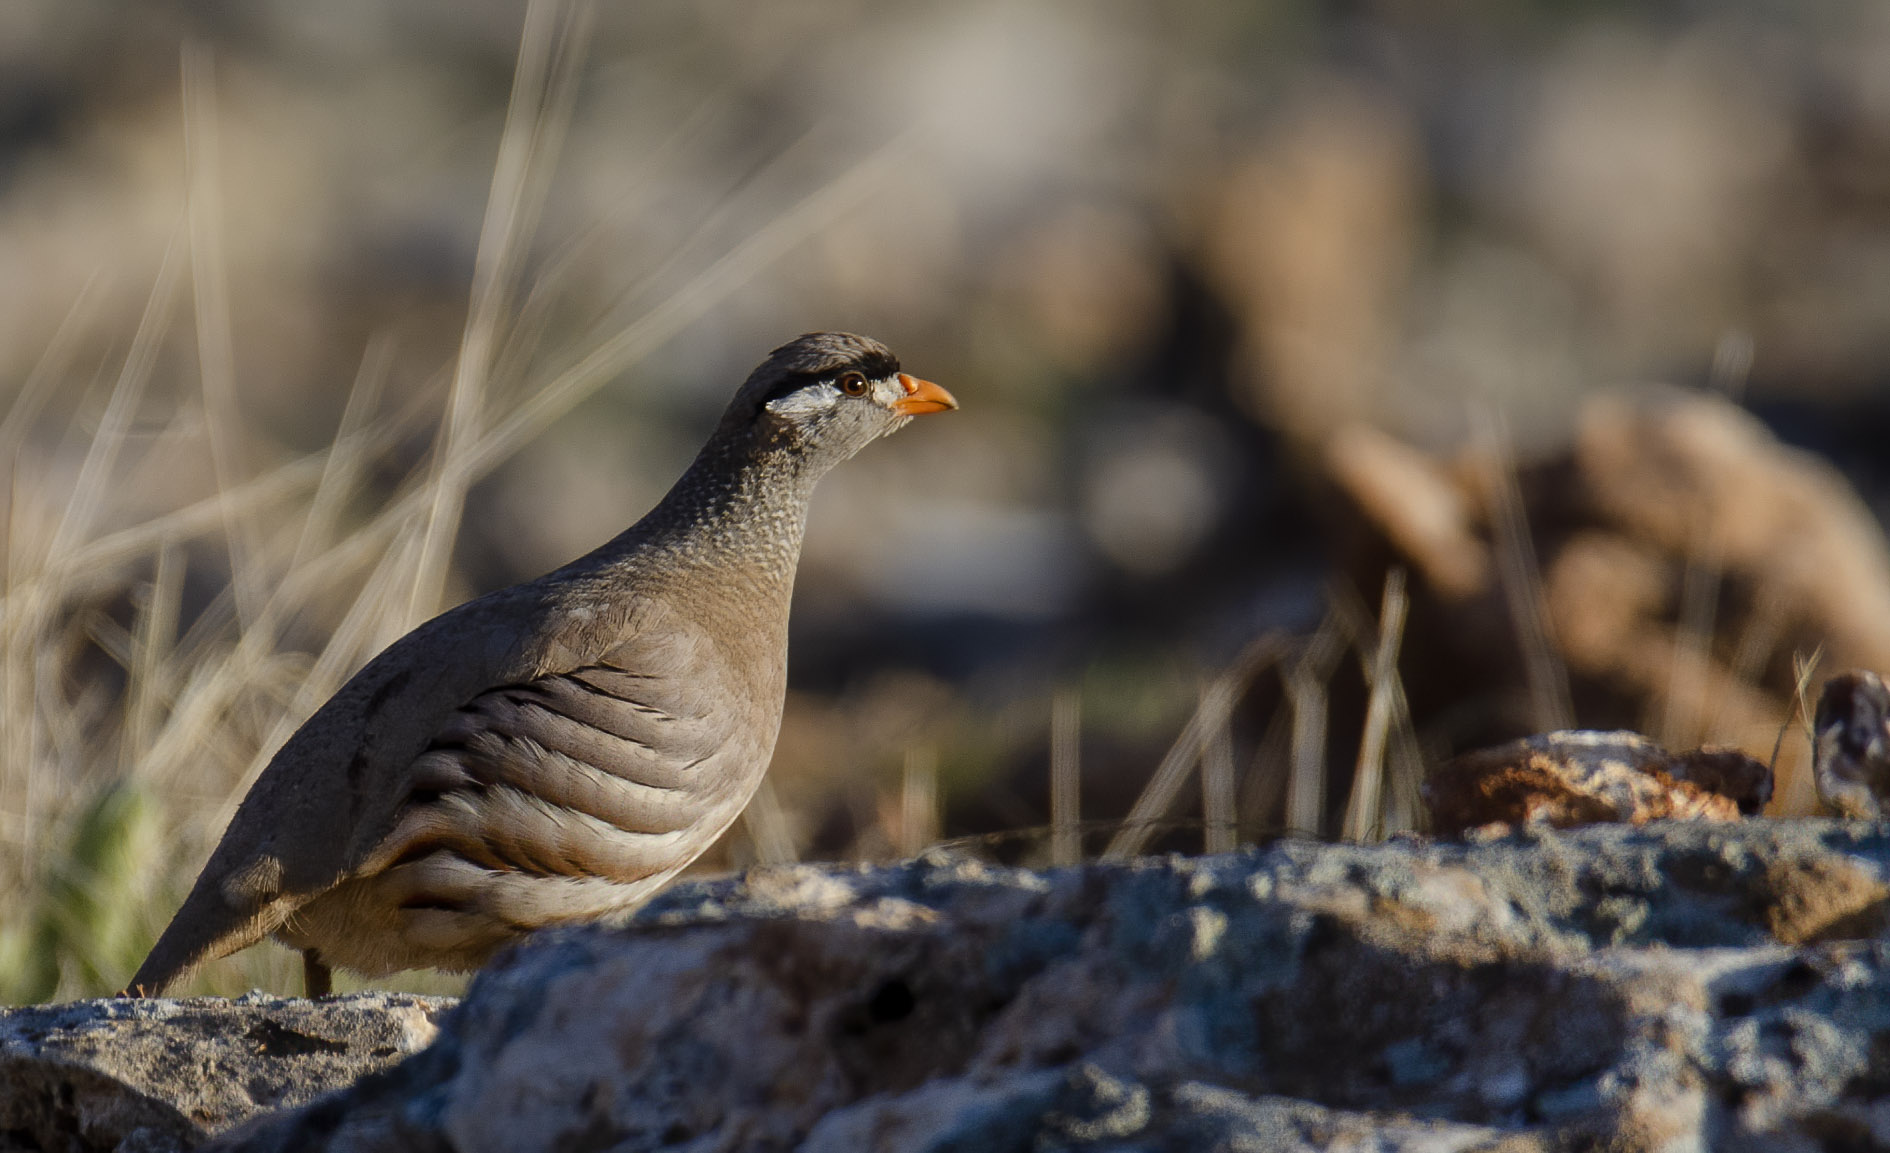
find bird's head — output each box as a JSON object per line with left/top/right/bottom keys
{"left": 721, "top": 332, "right": 957, "bottom": 466}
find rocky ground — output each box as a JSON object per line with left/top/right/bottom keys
{"left": 0, "top": 992, "right": 449, "bottom": 1152}
{"left": 10, "top": 820, "right": 1890, "bottom": 1151}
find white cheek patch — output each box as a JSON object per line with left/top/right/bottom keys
{"left": 764, "top": 386, "right": 840, "bottom": 422}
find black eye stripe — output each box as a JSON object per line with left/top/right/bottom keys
{"left": 761, "top": 356, "right": 901, "bottom": 403}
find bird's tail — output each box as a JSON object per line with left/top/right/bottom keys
{"left": 123, "top": 869, "right": 291, "bottom": 997}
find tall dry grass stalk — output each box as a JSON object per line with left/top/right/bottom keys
{"left": 184, "top": 45, "right": 264, "bottom": 635}
{"left": 1283, "top": 618, "right": 1346, "bottom": 836}
{"left": 740, "top": 779, "right": 799, "bottom": 867}
{"left": 1785, "top": 648, "right": 1826, "bottom": 762}
{"left": 1474, "top": 405, "right": 1573, "bottom": 735}
{"left": 408, "top": 0, "right": 590, "bottom": 628}
{"left": 1049, "top": 688, "right": 1082, "bottom": 866}
{"left": 1661, "top": 330, "right": 1753, "bottom": 749}
{"left": 1199, "top": 681, "right": 1237, "bottom": 854}
{"left": 1715, "top": 589, "right": 1786, "bottom": 745}
{"left": 1102, "top": 634, "right": 1285, "bottom": 861}
{"left": 899, "top": 745, "right": 940, "bottom": 857}
{"left": 1339, "top": 568, "right": 1408, "bottom": 842}
{"left": 1381, "top": 665, "right": 1429, "bottom": 837}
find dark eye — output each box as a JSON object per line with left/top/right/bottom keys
{"left": 837, "top": 372, "right": 868, "bottom": 397}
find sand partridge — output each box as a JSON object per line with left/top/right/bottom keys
{"left": 127, "top": 333, "right": 956, "bottom": 996}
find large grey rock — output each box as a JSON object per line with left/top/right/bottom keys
{"left": 199, "top": 819, "right": 1890, "bottom": 1152}
{"left": 0, "top": 993, "right": 450, "bottom": 1152}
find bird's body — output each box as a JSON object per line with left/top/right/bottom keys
{"left": 128, "top": 333, "right": 955, "bottom": 995}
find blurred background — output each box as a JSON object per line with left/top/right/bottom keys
{"left": 5, "top": 0, "right": 1890, "bottom": 999}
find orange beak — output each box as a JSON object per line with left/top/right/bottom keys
{"left": 891, "top": 373, "right": 958, "bottom": 415}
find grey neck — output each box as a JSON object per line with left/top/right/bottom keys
{"left": 595, "top": 425, "right": 827, "bottom": 605}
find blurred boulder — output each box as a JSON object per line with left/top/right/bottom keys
{"left": 1324, "top": 389, "right": 1890, "bottom": 814}
{"left": 1324, "top": 423, "right": 1490, "bottom": 600}
{"left": 1206, "top": 80, "right": 1420, "bottom": 441}
{"left": 1519, "top": 26, "right": 1793, "bottom": 368}
{"left": 1573, "top": 392, "right": 1890, "bottom": 678}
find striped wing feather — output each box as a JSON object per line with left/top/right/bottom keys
{"left": 297, "top": 637, "right": 763, "bottom": 971}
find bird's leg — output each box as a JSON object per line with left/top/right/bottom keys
{"left": 302, "top": 950, "right": 333, "bottom": 998}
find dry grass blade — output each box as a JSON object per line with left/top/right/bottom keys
{"left": 77, "top": 607, "right": 135, "bottom": 682}
{"left": 1710, "top": 328, "right": 1755, "bottom": 405}
{"left": 45, "top": 226, "right": 186, "bottom": 569}
{"left": 1283, "top": 673, "right": 1327, "bottom": 836}
{"left": 1340, "top": 568, "right": 1408, "bottom": 842}
{"left": 56, "top": 454, "right": 323, "bottom": 588}
{"left": 6, "top": 229, "right": 184, "bottom": 866}
{"left": 1050, "top": 688, "right": 1082, "bottom": 866}
{"left": 1235, "top": 701, "right": 1293, "bottom": 836}
{"left": 1200, "top": 681, "right": 1237, "bottom": 854}
{"left": 1712, "top": 589, "right": 1786, "bottom": 745}
{"left": 123, "top": 541, "right": 183, "bottom": 774}
{"left": 183, "top": 45, "right": 264, "bottom": 634}
{"left": 293, "top": 334, "right": 396, "bottom": 571}
{"left": 900, "top": 744, "right": 939, "bottom": 858}
{"left": 0, "top": 541, "right": 35, "bottom": 843}
{"left": 481, "top": 91, "right": 731, "bottom": 404}
{"left": 1661, "top": 330, "right": 1753, "bottom": 748}
{"left": 1379, "top": 689, "right": 1424, "bottom": 836}
{"left": 0, "top": 274, "right": 104, "bottom": 480}
{"left": 1283, "top": 614, "right": 1347, "bottom": 837}
{"left": 407, "top": 0, "right": 591, "bottom": 626}
{"left": 202, "top": 526, "right": 422, "bottom": 824}
{"left": 3, "top": 414, "right": 410, "bottom": 804}
{"left": 131, "top": 364, "right": 450, "bottom": 670}
{"left": 1661, "top": 537, "right": 1721, "bottom": 748}
{"left": 132, "top": 354, "right": 436, "bottom": 806}
{"left": 740, "top": 778, "right": 798, "bottom": 867}
{"left": 135, "top": 504, "right": 404, "bottom": 796}
{"left": 152, "top": 363, "right": 453, "bottom": 672}
{"left": 1103, "top": 634, "right": 1285, "bottom": 860}
{"left": 562, "top": 120, "right": 831, "bottom": 352}
{"left": 1791, "top": 642, "right": 1821, "bottom": 748}
{"left": 1758, "top": 644, "right": 1827, "bottom": 817}
{"left": 1, "top": 279, "right": 105, "bottom": 827}
{"left": 1473, "top": 404, "right": 1573, "bottom": 733}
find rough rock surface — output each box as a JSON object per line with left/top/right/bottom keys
{"left": 188, "top": 819, "right": 1890, "bottom": 1152}
{"left": 0, "top": 993, "right": 450, "bottom": 1152}
{"left": 17, "top": 822, "right": 1890, "bottom": 1151}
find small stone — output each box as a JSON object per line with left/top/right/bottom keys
{"left": 1425, "top": 730, "right": 1771, "bottom": 836}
